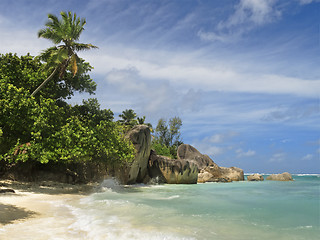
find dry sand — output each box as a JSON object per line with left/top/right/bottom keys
{"left": 0, "top": 180, "right": 98, "bottom": 239}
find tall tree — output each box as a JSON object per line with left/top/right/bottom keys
{"left": 31, "top": 11, "right": 97, "bottom": 97}
{"left": 153, "top": 117, "right": 183, "bottom": 158}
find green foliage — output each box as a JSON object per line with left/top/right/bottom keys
{"left": 0, "top": 12, "right": 136, "bottom": 169}
{"left": 152, "top": 142, "right": 175, "bottom": 159}
{"left": 0, "top": 53, "right": 96, "bottom": 100}
{"left": 118, "top": 109, "right": 138, "bottom": 127}
{"left": 152, "top": 117, "right": 183, "bottom": 158}
{"left": 72, "top": 98, "right": 114, "bottom": 124}
{"left": 0, "top": 55, "right": 135, "bottom": 165}
{"left": 29, "top": 116, "right": 134, "bottom": 165}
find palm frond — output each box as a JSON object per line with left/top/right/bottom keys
{"left": 72, "top": 43, "right": 98, "bottom": 51}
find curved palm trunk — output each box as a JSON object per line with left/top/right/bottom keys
{"left": 31, "top": 67, "right": 58, "bottom": 97}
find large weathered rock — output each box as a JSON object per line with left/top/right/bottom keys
{"left": 219, "top": 167, "right": 244, "bottom": 181}
{"left": 177, "top": 144, "right": 244, "bottom": 183}
{"left": 247, "top": 174, "right": 264, "bottom": 181}
{"left": 125, "top": 125, "right": 152, "bottom": 184}
{"left": 197, "top": 168, "right": 232, "bottom": 183}
{"left": 198, "top": 165, "right": 244, "bottom": 183}
{"left": 266, "top": 172, "right": 293, "bottom": 181}
{"left": 148, "top": 151, "right": 198, "bottom": 184}
{"left": 177, "top": 144, "right": 216, "bottom": 170}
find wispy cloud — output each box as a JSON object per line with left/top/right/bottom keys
{"left": 301, "top": 154, "right": 313, "bottom": 161}
{"left": 269, "top": 152, "right": 286, "bottom": 162}
{"left": 199, "top": 0, "right": 281, "bottom": 42}
{"left": 192, "top": 132, "right": 239, "bottom": 157}
{"left": 298, "top": 0, "right": 320, "bottom": 5}
{"left": 236, "top": 148, "right": 256, "bottom": 158}
{"left": 82, "top": 46, "right": 320, "bottom": 98}
{"left": 262, "top": 103, "right": 320, "bottom": 122}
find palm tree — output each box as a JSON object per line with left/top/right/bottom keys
{"left": 118, "top": 109, "right": 138, "bottom": 126}
{"left": 31, "top": 11, "right": 98, "bottom": 97}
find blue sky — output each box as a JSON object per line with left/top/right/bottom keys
{"left": 0, "top": 0, "right": 319, "bottom": 173}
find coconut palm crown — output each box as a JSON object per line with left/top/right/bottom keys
{"left": 31, "top": 11, "right": 98, "bottom": 97}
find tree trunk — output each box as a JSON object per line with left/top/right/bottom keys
{"left": 31, "top": 67, "right": 58, "bottom": 97}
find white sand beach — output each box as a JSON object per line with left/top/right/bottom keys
{"left": 0, "top": 180, "right": 97, "bottom": 240}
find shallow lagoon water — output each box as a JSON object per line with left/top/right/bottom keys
{"left": 64, "top": 175, "right": 319, "bottom": 240}
{"left": 2, "top": 175, "right": 318, "bottom": 239}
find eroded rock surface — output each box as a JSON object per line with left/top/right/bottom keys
{"left": 266, "top": 172, "right": 293, "bottom": 181}
{"left": 148, "top": 151, "right": 198, "bottom": 184}
{"left": 247, "top": 174, "right": 264, "bottom": 181}
{"left": 125, "top": 125, "right": 152, "bottom": 184}
{"left": 177, "top": 144, "right": 244, "bottom": 183}
{"left": 177, "top": 144, "right": 216, "bottom": 170}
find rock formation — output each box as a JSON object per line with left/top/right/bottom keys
{"left": 247, "top": 173, "right": 264, "bottom": 181}
{"left": 197, "top": 166, "right": 244, "bottom": 183}
{"left": 177, "top": 144, "right": 244, "bottom": 183}
{"left": 266, "top": 172, "right": 293, "bottom": 181}
{"left": 148, "top": 150, "right": 198, "bottom": 184}
{"left": 124, "top": 125, "right": 152, "bottom": 184}
{"left": 177, "top": 144, "right": 215, "bottom": 169}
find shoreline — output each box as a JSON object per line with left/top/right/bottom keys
{"left": 0, "top": 180, "right": 97, "bottom": 228}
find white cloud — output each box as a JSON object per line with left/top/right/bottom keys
{"left": 301, "top": 154, "right": 313, "bottom": 161}
{"left": 298, "top": 0, "right": 320, "bottom": 5}
{"left": 194, "top": 144, "right": 224, "bottom": 157}
{"left": 191, "top": 131, "right": 239, "bottom": 158}
{"left": 199, "top": 0, "right": 281, "bottom": 42}
{"left": 223, "top": 0, "right": 281, "bottom": 27}
{"left": 269, "top": 152, "right": 286, "bottom": 162}
{"left": 82, "top": 47, "right": 320, "bottom": 98}
{"left": 208, "top": 132, "right": 239, "bottom": 143}
{"left": 236, "top": 148, "right": 256, "bottom": 158}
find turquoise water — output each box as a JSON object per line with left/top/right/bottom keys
{"left": 69, "top": 175, "right": 319, "bottom": 240}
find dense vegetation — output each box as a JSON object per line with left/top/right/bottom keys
{"left": 0, "top": 53, "right": 135, "bottom": 165}
{"left": 0, "top": 11, "right": 135, "bottom": 167}
{"left": 0, "top": 11, "right": 183, "bottom": 177}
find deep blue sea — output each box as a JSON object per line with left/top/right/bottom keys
{"left": 62, "top": 174, "right": 319, "bottom": 240}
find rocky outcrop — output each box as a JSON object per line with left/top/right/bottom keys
{"left": 247, "top": 173, "right": 264, "bottom": 181}
{"left": 177, "top": 144, "right": 216, "bottom": 170}
{"left": 148, "top": 151, "right": 198, "bottom": 184}
{"left": 198, "top": 168, "right": 232, "bottom": 183}
{"left": 266, "top": 172, "right": 293, "bottom": 181}
{"left": 197, "top": 165, "right": 244, "bottom": 183}
{"left": 124, "top": 125, "right": 152, "bottom": 184}
{"left": 177, "top": 144, "right": 244, "bottom": 183}
{"left": 219, "top": 167, "right": 244, "bottom": 181}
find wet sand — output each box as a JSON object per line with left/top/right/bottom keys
{"left": 0, "top": 180, "right": 97, "bottom": 239}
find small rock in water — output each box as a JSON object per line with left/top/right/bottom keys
{"left": 266, "top": 172, "right": 293, "bottom": 181}
{"left": 247, "top": 174, "right": 264, "bottom": 181}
